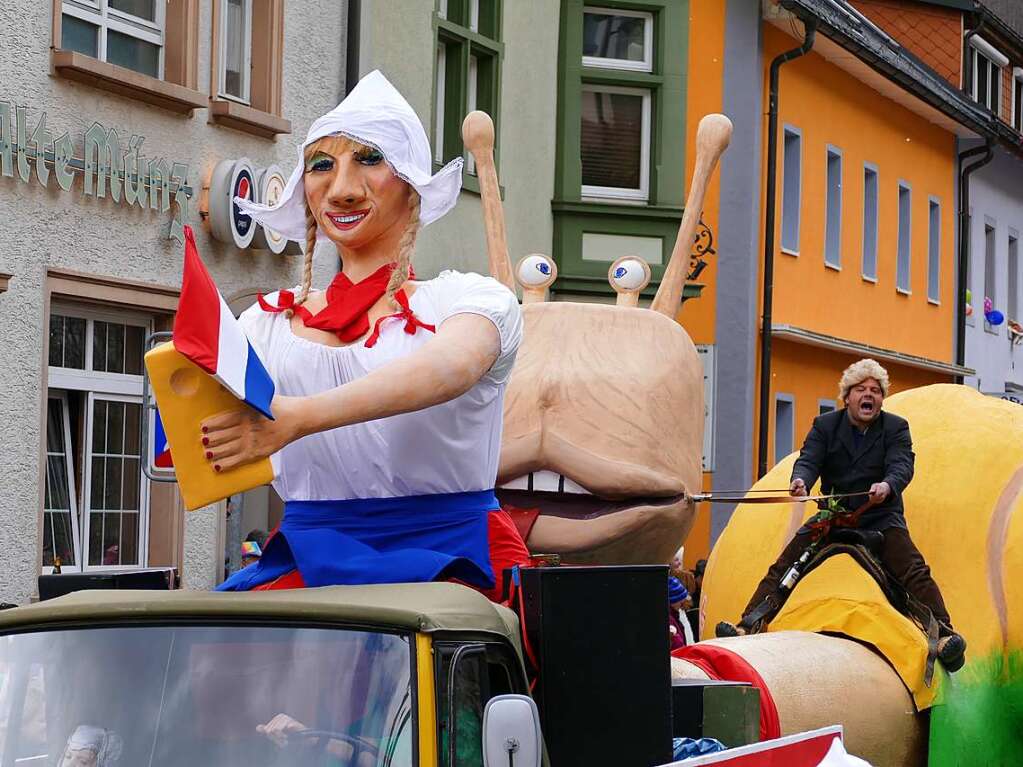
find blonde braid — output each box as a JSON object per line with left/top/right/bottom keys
{"left": 287, "top": 200, "right": 318, "bottom": 318}
{"left": 386, "top": 190, "right": 421, "bottom": 309}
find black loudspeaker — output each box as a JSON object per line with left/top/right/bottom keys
{"left": 38, "top": 567, "right": 178, "bottom": 601}
{"left": 519, "top": 565, "right": 672, "bottom": 767}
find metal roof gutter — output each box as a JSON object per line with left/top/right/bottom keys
{"left": 770, "top": 324, "right": 976, "bottom": 377}
{"left": 778, "top": 0, "right": 1023, "bottom": 157}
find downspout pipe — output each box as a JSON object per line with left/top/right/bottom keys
{"left": 757, "top": 21, "right": 817, "bottom": 480}
{"left": 955, "top": 140, "right": 994, "bottom": 379}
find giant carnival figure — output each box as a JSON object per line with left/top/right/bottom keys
{"left": 191, "top": 71, "right": 533, "bottom": 601}
{"left": 155, "top": 70, "right": 724, "bottom": 598}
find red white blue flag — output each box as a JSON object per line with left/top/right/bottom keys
{"left": 153, "top": 408, "right": 174, "bottom": 468}
{"left": 172, "top": 225, "right": 275, "bottom": 419}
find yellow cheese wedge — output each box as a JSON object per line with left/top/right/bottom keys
{"left": 145, "top": 341, "right": 274, "bottom": 511}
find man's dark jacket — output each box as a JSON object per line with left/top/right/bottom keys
{"left": 791, "top": 409, "right": 915, "bottom": 531}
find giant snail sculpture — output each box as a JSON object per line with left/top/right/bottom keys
{"left": 467, "top": 109, "right": 1023, "bottom": 767}
{"left": 464, "top": 109, "right": 731, "bottom": 566}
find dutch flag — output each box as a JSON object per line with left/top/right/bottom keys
{"left": 172, "top": 225, "right": 275, "bottom": 419}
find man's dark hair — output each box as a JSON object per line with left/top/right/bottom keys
{"left": 694, "top": 559, "right": 707, "bottom": 576}
{"left": 245, "top": 529, "right": 268, "bottom": 548}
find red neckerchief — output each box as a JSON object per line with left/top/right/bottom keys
{"left": 258, "top": 263, "right": 435, "bottom": 348}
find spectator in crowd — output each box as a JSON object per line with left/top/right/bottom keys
{"left": 241, "top": 541, "right": 262, "bottom": 569}
{"left": 245, "top": 529, "right": 269, "bottom": 549}
{"left": 692, "top": 558, "right": 707, "bottom": 607}
{"left": 668, "top": 577, "right": 695, "bottom": 649}
{"left": 670, "top": 547, "right": 686, "bottom": 581}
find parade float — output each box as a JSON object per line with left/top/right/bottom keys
{"left": 1, "top": 61, "right": 1018, "bottom": 761}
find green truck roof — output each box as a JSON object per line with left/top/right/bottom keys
{"left": 0, "top": 582, "right": 522, "bottom": 650}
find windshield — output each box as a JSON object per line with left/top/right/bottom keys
{"left": 0, "top": 624, "right": 413, "bottom": 767}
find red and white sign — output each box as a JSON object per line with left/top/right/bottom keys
{"left": 662, "top": 726, "right": 846, "bottom": 767}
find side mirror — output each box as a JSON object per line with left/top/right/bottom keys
{"left": 482, "top": 694, "right": 542, "bottom": 767}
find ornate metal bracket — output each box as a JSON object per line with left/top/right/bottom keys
{"left": 687, "top": 217, "right": 716, "bottom": 282}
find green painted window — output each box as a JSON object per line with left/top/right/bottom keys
{"left": 432, "top": 0, "right": 503, "bottom": 192}
{"left": 553, "top": 0, "right": 688, "bottom": 297}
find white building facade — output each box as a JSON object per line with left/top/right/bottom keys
{"left": 0, "top": 0, "right": 348, "bottom": 604}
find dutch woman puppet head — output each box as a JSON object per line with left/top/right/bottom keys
{"left": 236, "top": 70, "right": 463, "bottom": 308}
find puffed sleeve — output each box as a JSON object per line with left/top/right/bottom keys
{"left": 431, "top": 271, "right": 523, "bottom": 385}
{"left": 237, "top": 291, "right": 283, "bottom": 371}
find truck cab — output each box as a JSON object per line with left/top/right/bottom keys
{"left": 0, "top": 583, "right": 535, "bottom": 767}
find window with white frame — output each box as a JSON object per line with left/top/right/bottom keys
{"left": 928, "top": 199, "right": 941, "bottom": 303}
{"left": 774, "top": 395, "right": 795, "bottom": 465}
{"left": 970, "top": 36, "right": 1007, "bottom": 115}
{"left": 825, "top": 146, "right": 842, "bottom": 269}
{"left": 862, "top": 164, "right": 879, "bottom": 281}
{"left": 985, "top": 222, "right": 997, "bottom": 329}
{"left": 218, "top": 0, "right": 253, "bottom": 104}
{"left": 578, "top": 6, "right": 654, "bottom": 203}
{"left": 1009, "top": 232, "right": 1019, "bottom": 322}
{"left": 580, "top": 84, "right": 651, "bottom": 201}
{"left": 61, "top": 0, "right": 165, "bottom": 79}
{"left": 582, "top": 7, "right": 654, "bottom": 72}
{"left": 781, "top": 127, "right": 802, "bottom": 254}
{"left": 818, "top": 399, "right": 836, "bottom": 415}
{"left": 897, "top": 182, "right": 912, "bottom": 293}
{"left": 46, "top": 306, "right": 151, "bottom": 573}
{"left": 1013, "top": 68, "right": 1023, "bottom": 133}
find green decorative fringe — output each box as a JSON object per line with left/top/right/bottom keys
{"left": 929, "top": 651, "right": 1023, "bottom": 767}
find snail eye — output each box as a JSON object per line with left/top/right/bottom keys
{"left": 608, "top": 257, "right": 650, "bottom": 292}
{"left": 517, "top": 254, "right": 557, "bottom": 288}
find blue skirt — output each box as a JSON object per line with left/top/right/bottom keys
{"left": 217, "top": 490, "right": 497, "bottom": 591}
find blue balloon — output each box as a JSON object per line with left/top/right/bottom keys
{"left": 986, "top": 310, "right": 1005, "bottom": 326}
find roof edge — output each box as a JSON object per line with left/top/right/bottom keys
{"left": 777, "top": 0, "right": 1023, "bottom": 157}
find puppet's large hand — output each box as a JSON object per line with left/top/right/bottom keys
{"left": 199, "top": 395, "right": 306, "bottom": 472}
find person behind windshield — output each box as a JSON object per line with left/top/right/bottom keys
{"left": 206, "top": 70, "right": 531, "bottom": 601}
{"left": 59, "top": 726, "right": 122, "bottom": 767}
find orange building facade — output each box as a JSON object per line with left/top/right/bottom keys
{"left": 680, "top": 0, "right": 999, "bottom": 562}
{"left": 763, "top": 22, "right": 959, "bottom": 465}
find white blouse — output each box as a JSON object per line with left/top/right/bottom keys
{"left": 239, "top": 270, "right": 522, "bottom": 502}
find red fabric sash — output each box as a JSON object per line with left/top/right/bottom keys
{"left": 258, "top": 263, "right": 434, "bottom": 348}
{"left": 671, "top": 643, "right": 782, "bottom": 741}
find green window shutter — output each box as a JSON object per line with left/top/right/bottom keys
{"left": 553, "top": 0, "right": 689, "bottom": 298}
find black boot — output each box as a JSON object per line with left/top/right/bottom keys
{"left": 715, "top": 621, "right": 747, "bottom": 638}
{"left": 937, "top": 633, "right": 967, "bottom": 673}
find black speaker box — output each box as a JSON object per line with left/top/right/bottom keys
{"left": 519, "top": 565, "right": 672, "bottom": 767}
{"left": 38, "top": 567, "right": 177, "bottom": 601}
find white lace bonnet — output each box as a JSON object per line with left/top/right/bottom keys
{"left": 234, "top": 70, "right": 463, "bottom": 241}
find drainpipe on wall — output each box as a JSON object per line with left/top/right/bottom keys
{"left": 757, "top": 20, "right": 817, "bottom": 480}
{"left": 956, "top": 140, "right": 994, "bottom": 381}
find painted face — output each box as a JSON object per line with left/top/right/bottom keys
{"left": 846, "top": 377, "right": 884, "bottom": 426}
{"left": 60, "top": 748, "right": 98, "bottom": 767}
{"left": 303, "top": 136, "right": 412, "bottom": 251}
{"left": 497, "top": 302, "right": 703, "bottom": 564}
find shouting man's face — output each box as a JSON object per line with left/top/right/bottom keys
{"left": 846, "top": 377, "right": 884, "bottom": 428}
